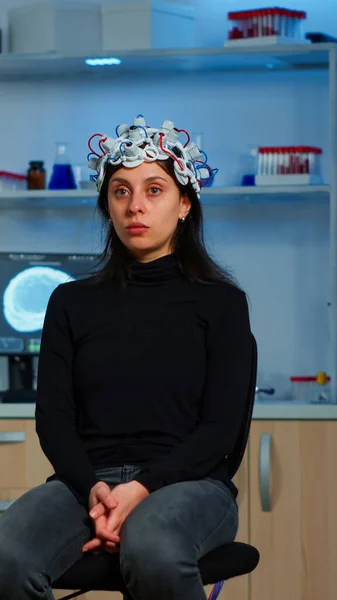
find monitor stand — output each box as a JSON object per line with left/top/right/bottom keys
{"left": 0, "top": 355, "right": 39, "bottom": 403}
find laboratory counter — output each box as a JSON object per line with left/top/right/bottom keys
{"left": 0, "top": 401, "right": 337, "bottom": 420}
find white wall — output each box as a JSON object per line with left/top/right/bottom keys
{"left": 0, "top": 0, "right": 332, "bottom": 400}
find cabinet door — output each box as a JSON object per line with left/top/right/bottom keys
{"left": 204, "top": 448, "right": 250, "bottom": 600}
{"left": 250, "top": 420, "right": 337, "bottom": 600}
{"left": 0, "top": 419, "right": 53, "bottom": 490}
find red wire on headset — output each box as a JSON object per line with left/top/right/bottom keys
{"left": 177, "top": 128, "right": 190, "bottom": 148}
{"left": 88, "top": 133, "right": 104, "bottom": 157}
{"left": 194, "top": 159, "right": 212, "bottom": 169}
{"left": 159, "top": 133, "right": 184, "bottom": 170}
{"left": 98, "top": 136, "right": 108, "bottom": 155}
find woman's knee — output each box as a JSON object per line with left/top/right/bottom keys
{"left": 0, "top": 536, "right": 52, "bottom": 600}
{"left": 120, "top": 511, "right": 195, "bottom": 579}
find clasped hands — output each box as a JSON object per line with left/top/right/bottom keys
{"left": 83, "top": 479, "right": 149, "bottom": 554}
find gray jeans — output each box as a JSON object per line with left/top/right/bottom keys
{"left": 0, "top": 465, "right": 238, "bottom": 600}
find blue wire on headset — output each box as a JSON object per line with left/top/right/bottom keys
{"left": 134, "top": 125, "right": 148, "bottom": 137}
{"left": 107, "top": 155, "right": 120, "bottom": 164}
{"left": 195, "top": 161, "right": 212, "bottom": 178}
{"left": 119, "top": 141, "right": 133, "bottom": 155}
{"left": 115, "top": 116, "right": 145, "bottom": 138}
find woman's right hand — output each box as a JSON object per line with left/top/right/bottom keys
{"left": 87, "top": 481, "right": 121, "bottom": 553}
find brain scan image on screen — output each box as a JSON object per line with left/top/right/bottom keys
{"left": 3, "top": 266, "right": 74, "bottom": 333}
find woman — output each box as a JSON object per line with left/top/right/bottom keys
{"left": 0, "top": 115, "right": 252, "bottom": 600}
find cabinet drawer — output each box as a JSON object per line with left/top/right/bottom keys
{"left": 0, "top": 420, "right": 53, "bottom": 488}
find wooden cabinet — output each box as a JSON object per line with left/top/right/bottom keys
{"left": 250, "top": 421, "right": 337, "bottom": 600}
{"left": 0, "top": 419, "right": 53, "bottom": 509}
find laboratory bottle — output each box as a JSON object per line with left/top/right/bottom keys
{"left": 27, "top": 161, "right": 45, "bottom": 189}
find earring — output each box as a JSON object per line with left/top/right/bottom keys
{"left": 180, "top": 216, "right": 186, "bottom": 222}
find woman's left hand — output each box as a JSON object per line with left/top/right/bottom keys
{"left": 82, "top": 480, "right": 150, "bottom": 553}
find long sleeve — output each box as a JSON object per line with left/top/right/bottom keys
{"left": 134, "top": 289, "right": 252, "bottom": 493}
{"left": 35, "top": 285, "right": 99, "bottom": 504}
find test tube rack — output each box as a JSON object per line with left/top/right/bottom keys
{"left": 225, "top": 7, "right": 308, "bottom": 46}
{"left": 255, "top": 146, "right": 323, "bottom": 186}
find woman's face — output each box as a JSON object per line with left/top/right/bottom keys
{"left": 107, "top": 161, "right": 191, "bottom": 262}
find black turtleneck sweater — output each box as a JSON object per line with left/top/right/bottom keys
{"left": 35, "top": 253, "right": 252, "bottom": 505}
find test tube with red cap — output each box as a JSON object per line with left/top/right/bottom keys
{"left": 257, "top": 148, "right": 264, "bottom": 175}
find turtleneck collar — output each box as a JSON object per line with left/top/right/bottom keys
{"left": 129, "top": 252, "right": 181, "bottom": 284}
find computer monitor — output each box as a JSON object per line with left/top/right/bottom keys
{"left": 0, "top": 252, "right": 99, "bottom": 356}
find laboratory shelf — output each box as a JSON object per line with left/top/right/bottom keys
{"left": 200, "top": 184, "right": 330, "bottom": 205}
{"left": 0, "top": 43, "right": 334, "bottom": 81}
{"left": 0, "top": 189, "right": 97, "bottom": 209}
{"left": 0, "top": 185, "right": 330, "bottom": 209}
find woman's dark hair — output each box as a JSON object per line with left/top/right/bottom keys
{"left": 85, "top": 156, "right": 241, "bottom": 291}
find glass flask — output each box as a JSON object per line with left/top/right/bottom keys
{"left": 48, "top": 142, "right": 77, "bottom": 190}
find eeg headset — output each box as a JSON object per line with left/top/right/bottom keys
{"left": 87, "top": 115, "right": 218, "bottom": 199}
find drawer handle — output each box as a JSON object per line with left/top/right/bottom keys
{"left": 259, "top": 432, "right": 272, "bottom": 512}
{"left": 0, "top": 432, "right": 26, "bottom": 443}
{"left": 0, "top": 500, "right": 14, "bottom": 512}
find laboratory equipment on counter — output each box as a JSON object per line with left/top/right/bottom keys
{"left": 48, "top": 142, "right": 77, "bottom": 190}
{"left": 255, "top": 385, "right": 275, "bottom": 400}
{"left": 27, "top": 161, "right": 45, "bottom": 189}
{"left": 290, "top": 374, "right": 331, "bottom": 404}
{"left": 0, "top": 171, "right": 27, "bottom": 191}
{"left": 316, "top": 372, "right": 331, "bottom": 403}
{"left": 255, "top": 146, "right": 323, "bottom": 185}
{"left": 226, "top": 8, "right": 307, "bottom": 46}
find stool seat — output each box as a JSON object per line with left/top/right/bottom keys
{"left": 53, "top": 541, "right": 259, "bottom": 594}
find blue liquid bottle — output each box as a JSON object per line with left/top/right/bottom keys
{"left": 48, "top": 142, "right": 77, "bottom": 190}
